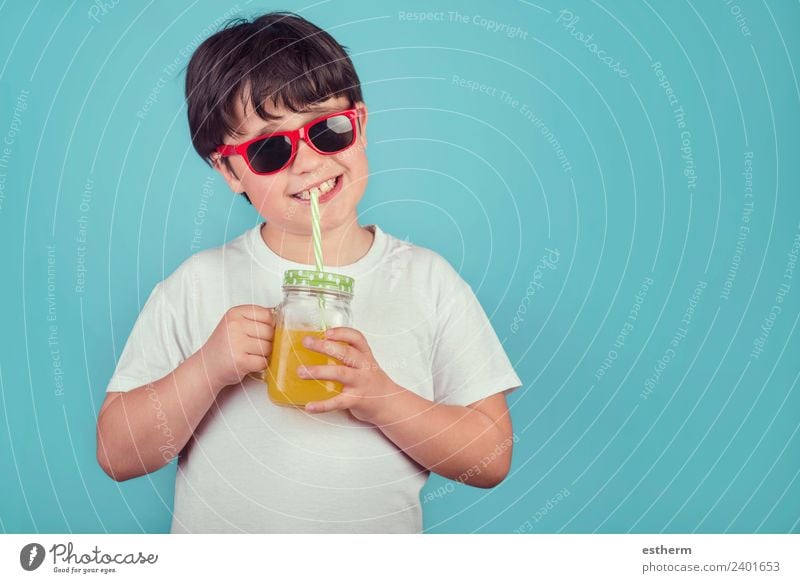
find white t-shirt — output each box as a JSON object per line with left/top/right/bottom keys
{"left": 107, "top": 223, "right": 522, "bottom": 533}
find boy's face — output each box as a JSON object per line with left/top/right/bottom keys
{"left": 214, "top": 95, "right": 369, "bottom": 235}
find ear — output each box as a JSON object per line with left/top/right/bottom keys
{"left": 212, "top": 154, "right": 245, "bottom": 194}
{"left": 355, "top": 101, "right": 368, "bottom": 146}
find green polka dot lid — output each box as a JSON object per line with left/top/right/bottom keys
{"left": 282, "top": 269, "right": 355, "bottom": 294}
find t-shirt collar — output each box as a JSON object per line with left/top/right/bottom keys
{"left": 246, "top": 222, "right": 387, "bottom": 279}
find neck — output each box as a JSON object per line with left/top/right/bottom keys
{"left": 261, "top": 220, "right": 375, "bottom": 266}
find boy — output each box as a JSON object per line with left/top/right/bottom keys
{"left": 96, "top": 11, "right": 522, "bottom": 533}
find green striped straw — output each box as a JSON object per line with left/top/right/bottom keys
{"left": 309, "top": 189, "right": 328, "bottom": 330}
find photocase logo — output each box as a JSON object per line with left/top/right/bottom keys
{"left": 20, "top": 543, "right": 46, "bottom": 571}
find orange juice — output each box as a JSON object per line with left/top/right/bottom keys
{"left": 265, "top": 327, "right": 344, "bottom": 407}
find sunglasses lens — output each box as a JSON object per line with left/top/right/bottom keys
{"left": 308, "top": 114, "right": 354, "bottom": 153}
{"left": 246, "top": 135, "right": 293, "bottom": 174}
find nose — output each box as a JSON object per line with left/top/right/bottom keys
{"left": 290, "top": 137, "right": 325, "bottom": 175}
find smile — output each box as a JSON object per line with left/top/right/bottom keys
{"left": 289, "top": 175, "right": 342, "bottom": 204}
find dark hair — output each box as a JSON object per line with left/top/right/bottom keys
{"left": 185, "top": 11, "right": 364, "bottom": 204}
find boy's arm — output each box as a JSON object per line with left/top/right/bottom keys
{"left": 96, "top": 351, "right": 226, "bottom": 481}
{"left": 371, "top": 390, "right": 514, "bottom": 488}
{"left": 97, "top": 304, "right": 275, "bottom": 481}
{"left": 299, "top": 328, "right": 516, "bottom": 488}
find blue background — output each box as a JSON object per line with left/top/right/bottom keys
{"left": 1, "top": 0, "right": 798, "bottom": 533}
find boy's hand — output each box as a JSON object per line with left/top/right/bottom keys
{"left": 201, "top": 305, "right": 275, "bottom": 388}
{"left": 298, "top": 327, "right": 404, "bottom": 423}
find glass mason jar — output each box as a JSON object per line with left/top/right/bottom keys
{"left": 264, "top": 269, "right": 355, "bottom": 407}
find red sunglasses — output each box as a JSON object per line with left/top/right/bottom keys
{"left": 216, "top": 108, "right": 359, "bottom": 175}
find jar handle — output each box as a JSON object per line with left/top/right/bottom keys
{"left": 246, "top": 304, "right": 278, "bottom": 384}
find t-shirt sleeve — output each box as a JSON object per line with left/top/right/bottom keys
{"left": 106, "top": 281, "right": 190, "bottom": 392}
{"left": 430, "top": 259, "right": 523, "bottom": 407}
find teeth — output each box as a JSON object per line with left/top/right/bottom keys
{"left": 292, "top": 177, "right": 338, "bottom": 200}
{"left": 318, "top": 177, "right": 335, "bottom": 194}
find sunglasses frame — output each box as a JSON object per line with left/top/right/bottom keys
{"left": 216, "top": 107, "right": 360, "bottom": 176}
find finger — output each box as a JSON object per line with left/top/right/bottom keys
{"left": 245, "top": 337, "right": 272, "bottom": 357}
{"left": 300, "top": 335, "right": 365, "bottom": 369}
{"left": 296, "top": 364, "right": 355, "bottom": 385}
{"left": 244, "top": 320, "right": 274, "bottom": 340}
{"left": 322, "top": 327, "right": 371, "bottom": 354}
{"left": 238, "top": 304, "right": 276, "bottom": 324}
{"left": 241, "top": 354, "right": 268, "bottom": 374}
{"left": 305, "top": 393, "right": 356, "bottom": 414}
